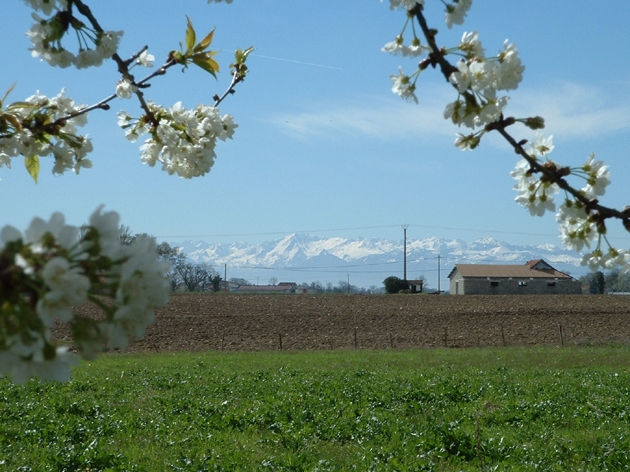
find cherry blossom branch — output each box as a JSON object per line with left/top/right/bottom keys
{"left": 492, "top": 121, "right": 630, "bottom": 228}
{"left": 5, "top": 0, "right": 250, "bottom": 182}
{"left": 412, "top": 6, "right": 630, "bottom": 233}
{"left": 41, "top": 55, "right": 177, "bottom": 131}
{"left": 213, "top": 71, "right": 242, "bottom": 107}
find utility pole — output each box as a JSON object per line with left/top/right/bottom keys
{"left": 437, "top": 255, "right": 441, "bottom": 293}
{"left": 402, "top": 224, "right": 408, "bottom": 281}
{"left": 347, "top": 274, "right": 350, "bottom": 294}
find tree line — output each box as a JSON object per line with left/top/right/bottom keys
{"left": 122, "top": 227, "right": 221, "bottom": 293}
{"left": 579, "top": 270, "right": 630, "bottom": 294}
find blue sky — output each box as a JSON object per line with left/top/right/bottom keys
{"left": 2, "top": 0, "right": 630, "bottom": 258}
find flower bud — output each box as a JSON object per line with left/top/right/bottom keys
{"left": 524, "top": 116, "right": 545, "bottom": 130}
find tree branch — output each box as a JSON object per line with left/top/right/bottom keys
{"left": 411, "top": 6, "right": 630, "bottom": 233}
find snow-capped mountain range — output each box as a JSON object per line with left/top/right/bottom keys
{"left": 174, "top": 234, "right": 585, "bottom": 290}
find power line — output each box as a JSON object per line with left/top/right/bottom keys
{"left": 156, "top": 222, "right": 574, "bottom": 240}
{"left": 156, "top": 224, "right": 400, "bottom": 239}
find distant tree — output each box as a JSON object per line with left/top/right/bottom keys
{"left": 595, "top": 271, "right": 606, "bottom": 294}
{"left": 155, "top": 241, "right": 183, "bottom": 263}
{"left": 305, "top": 281, "right": 324, "bottom": 293}
{"left": 155, "top": 241, "right": 186, "bottom": 291}
{"left": 617, "top": 272, "right": 630, "bottom": 293}
{"left": 606, "top": 269, "right": 619, "bottom": 293}
{"left": 415, "top": 275, "right": 428, "bottom": 292}
{"left": 269, "top": 277, "right": 278, "bottom": 286}
{"left": 118, "top": 225, "right": 135, "bottom": 246}
{"left": 383, "top": 276, "right": 408, "bottom": 294}
{"left": 125, "top": 235, "right": 185, "bottom": 291}
{"left": 210, "top": 275, "right": 222, "bottom": 292}
{"left": 585, "top": 271, "right": 606, "bottom": 294}
{"left": 175, "top": 261, "right": 216, "bottom": 292}
{"left": 605, "top": 269, "right": 630, "bottom": 293}
{"left": 334, "top": 280, "right": 349, "bottom": 293}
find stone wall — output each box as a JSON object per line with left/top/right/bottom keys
{"left": 450, "top": 276, "right": 581, "bottom": 295}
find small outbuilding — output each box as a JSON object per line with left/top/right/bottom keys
{"left": 448, "top": 259, "right": 581, "bottom": 295}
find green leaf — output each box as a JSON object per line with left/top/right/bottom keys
{"left": 185, "top": 16, "right": 196, "bottom": 53}
{"left": 6, "top": 101, "right": 40, "bottom": 111}
{"left": 191, "top": 53, "right": 220, "bottom": 78}
{"left": 1, "top": 112, "right": 23, "bottom": 132}
{"left": 25, "top": 155, "right": 40, "bottom": 183}
{"left": 193, "top": 28, "right": 215, "bottom": 53}
{"left": 235, "top": 46, "right": 254, "bottom": 64}
{"left": 0, "top": 82, "right": 16, "bottom": 109}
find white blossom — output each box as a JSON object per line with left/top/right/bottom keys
{"left": 581, "top": 153, "right": 610, "bottom": 198}
{"left": 390, "top": 67, "right": 418, "bottom": 103}
{"left": 445, "top": 0, "right": 472, "bottom": 29}
{"left": 136, "top": 50, "right": 155, "bottom": 67}
{"left": 556, "top": 200, "right": 596, "bottom": 252}
{"left": 515, "top": 187, "right": 557, "bottom": 217}
{"left": 529, "top": 133, "right": 554, "bottom": 158}
{"left": 494, "top": 41, "right": 524, "bottom": 90}
{"left": 580, "top": 247, "right": 626, "bottom": 272}
{"left": 603, "top": 248, "right": 630, "bottom": 270}
{"left": 88, "top": 205, "right": 122, "bottom": 257}
{"left": 458, "top": 31, "right": 484, "bottom": 59}
{"left": 26, "top": 9, "right": 123, "bottom": 69}
{"left": 511, "top": 159, "right": 559, "bottom": 217}
{"left": 22, "top": 0, "right": 68, "bottom": 15}
{"left": 443, "top": 31, "right": 523, "bottom": 130}
{"left": 0, "top": 226, "right": 22, "bottom": 247}
{"left": 0, "top": 89, "right": 91, "bottom": 175}
{"left": 444, "top": 99, "right": 474, "bottom": 128}
{"left": 476, "top": 96, "right": 507, "bottom": 126}
{"left": 381, "top": 0, "right": 424, "bottom": 10}
{"left": 0, "top": 207, "right": 171, "bottom": 382}
{"left": 449, "top": 60, "right": 473, "bottom": 93}
{"left": 116, "top": 79, "right": 138, "bottom": 99}
{"left": 121, "top": 101, "right": 238, "bottom": 178}
{"left": 97, "top": 31, "right": 123, "bottom": 59}
{"left": 0, "top": 347, "right": 77, "bottom": 384}
{"left": 454, "top": 133, "right": 480, "bottom": 150}
{"left": 382, "top": 37, "right": 430, "bottom": 57}
{"left": 74, "top": 48, "right": 103, "bottom": 69}
{"left": 581, "top": 249, "right": 608, "bottom": 271}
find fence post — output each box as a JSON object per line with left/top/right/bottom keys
{"left": 559, "top": 324, "right": 564, "bottom": 346}
{"left": 354, "top": 327, "right": 358, "bottom": 349}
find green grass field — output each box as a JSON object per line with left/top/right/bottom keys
{"left": 2, "top": 346, "right": 630, "bottom": 471}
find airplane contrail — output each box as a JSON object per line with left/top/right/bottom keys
{"left": 251, "top": 53, "right": 343, "bottom": 71}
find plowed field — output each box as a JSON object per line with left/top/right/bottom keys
{"left": 54, "top": 293, "right": 630, "bottom": 353}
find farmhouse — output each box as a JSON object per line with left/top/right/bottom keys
{"left": 448, "top": 259, "right": 581, "bottom": 295}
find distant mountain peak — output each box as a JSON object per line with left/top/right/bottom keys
{"left": 175, "top": 234, "right": 582, "bottom": 288}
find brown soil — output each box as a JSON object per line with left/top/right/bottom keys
{"left": 53, "top": 293, "right": 630, "bottom": 353}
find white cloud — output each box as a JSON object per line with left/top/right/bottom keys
{"left": 267, "top": 81, "right": 630, "bottom": 143}
{"left": 506, "top": 81, "right": 630, "bottom": 139}
{"left": 267, "top": 87, "right": 456, "bottom": 141}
